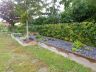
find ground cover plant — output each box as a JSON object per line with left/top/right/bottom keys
{"left": 72, "top": 40, "right": 84, "bottom": 52}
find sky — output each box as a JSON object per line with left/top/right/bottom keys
{"left": 45, "top": 0, "right": 64, "bottom": 12}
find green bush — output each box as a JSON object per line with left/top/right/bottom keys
{"left": 35, "top": 34, "right": 43, "bottom": 41}
{"left": 72, "top": 40, "right": 84, "bottom": 52}
{"left": 31, "top": 16, "right": 60, "bottom": 25}
{"left": 30, "top": 22, "right": 96, "bottom": 47}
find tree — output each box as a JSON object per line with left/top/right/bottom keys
{"left": 0, "top": 0, "right": 19, "bottom": 27}
{"left": 14, "top": 0, "right": 47, "bottom": 37}
{"left": 14, "top": 0, "right": 46, "bottom": 23}
{"left": 45, "top": 0, "right": 61, "bottom": 24}
{"left": 87, "top": 0, "right": 96, "bottom": 7}
{"left": 71, "top": 0, "right": 96, "bottom": 22}
{"left": 0, "top": 0, "right": 47, "bottom": 25}
{"left": 60, "top": 0, "right": 72, "bottom": 10}
{"left": 61, "top": 0, "right": 96, "bottom": 22}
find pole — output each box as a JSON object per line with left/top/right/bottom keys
{"left": 25, "top": 0, "right": 29, "bottom": 39}
{"left": 26, "top": 20, "right": 29, "bottom": 39}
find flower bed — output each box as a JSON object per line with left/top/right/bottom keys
{"left": 39, "top": 37, "right": 96, "bottom": 61}
{"left": 12, "top": 33, "right": 96, "bottom": 61}
{"left": 11, "top": 33, "right": 37, "bottom": 46}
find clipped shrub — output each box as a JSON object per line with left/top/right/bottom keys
{"left": 30, "top": 22, "right": 96, "bottom": 47}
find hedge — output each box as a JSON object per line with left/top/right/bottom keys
{"left": 31, "top": 22, "right": 96, "bottom": 47}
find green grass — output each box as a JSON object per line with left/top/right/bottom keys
{"left": 0, "top": 53, "right": 11, "bottom": 71}
{"left": 0, "top": 33, "right": 12, "bottom": 72}
{"left": 0, "top": 33, "right": 92, "bottom": 72}
{"left": 24, "top": 46, "right": 92, "bottom": 72}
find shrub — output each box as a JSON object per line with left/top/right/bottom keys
{"left": 35, "top": 34, "right": 43, "bottom": 41}
{"left": 72, "top": 40, "right": 84, "bottom": 52}
{"left": 31, "top": 22, "right": 96, "bottom": 47}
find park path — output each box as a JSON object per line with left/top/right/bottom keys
{"left": 0, "top": 33, "right": 48, "bottom": 72}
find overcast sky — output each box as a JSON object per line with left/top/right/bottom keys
{"left": 45, "top": 0, "right": 64, "bottom": 12}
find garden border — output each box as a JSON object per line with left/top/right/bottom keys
{"left": 11, "top": 33, "right": 96, "bottom": 72}
{"left": 38, "top": 42, "right": 96, "bottom": 72}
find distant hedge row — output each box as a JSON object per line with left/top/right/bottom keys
{"left": 31, "top": 22, "right": 96, "bottom": 47}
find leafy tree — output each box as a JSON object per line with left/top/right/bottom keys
{"left": 0, "top": 0, "right": 19, "bottom": 26}
{"left": 46, "top": 0, "right": 59, "bottom": 15}
{"left": 14, "top": 0, "right": 46, "bottom": 24}
{"left": 61, "top": 9, "right": 73, "bottom": 23}
{"left": 87, "top": 0, "right": 96, "bottom": 7}
{"left": 60, "top": 0, "right": 72, "bottom": 10}
{"left": 45, "top": 0, "right": 61, "bottom": 24}
{"left": 32, "top": 17, "right": 47, "bottom": 25}
{"left": 0, "top": 0, "right": 47, "bottom": 25}
{"left": 61, "top": 0, "right": 96, "bottom": 22}
{"left": 44, "top": 16, "right": 59, "bottom": 24}
{"left": 71, "top": 0, "right": 96, "bottom": 22}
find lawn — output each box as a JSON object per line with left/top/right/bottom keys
{"left": 0, "top": 33, "right": 92, "bottom": 72}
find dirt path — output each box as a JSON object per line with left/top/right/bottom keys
{"left": 0, "top": 33, "right": 48, "bottom": 72}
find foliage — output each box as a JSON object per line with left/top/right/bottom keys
{"left": 45, "top": 0, "right": 60, "bottom": 16}
{"left": 30, "top": 0, "right": 96, "bottom": 24}
{"left": 31, "top": 22, "right": 96, "bottom": 47}
{"left": 60, "top": 0, "right": 72, "bottom": 10}
{"left": 0, "top": 0, "right": 47, "bottom": 25}
{"left": 43, "top": 16, "right": 60, "bottom": 24}
{"left": 32, "top": 17, "right": 47, "bottom": 25}
{"left": 71, "top": 0, "right": 96, "bottom": 22}
{"left": 14, "top": 0, "right": 46, "bottom": 24}
{"left": 32, "top": 16, "right": 60, "bottom": 25}
{"left": 0, "top": 0, "right": 19, "bottom": 26}
{"left": 60, "top": 9, "right": 73, "bottom": 23}
{"left": 72, "top": 40, "right": 84, "bottom": 52}
{"left": 60, "top": 0, "right": 96, "bottom": 22}
{"left": 14, "top": 24, "right": 26, "bottom": 33}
